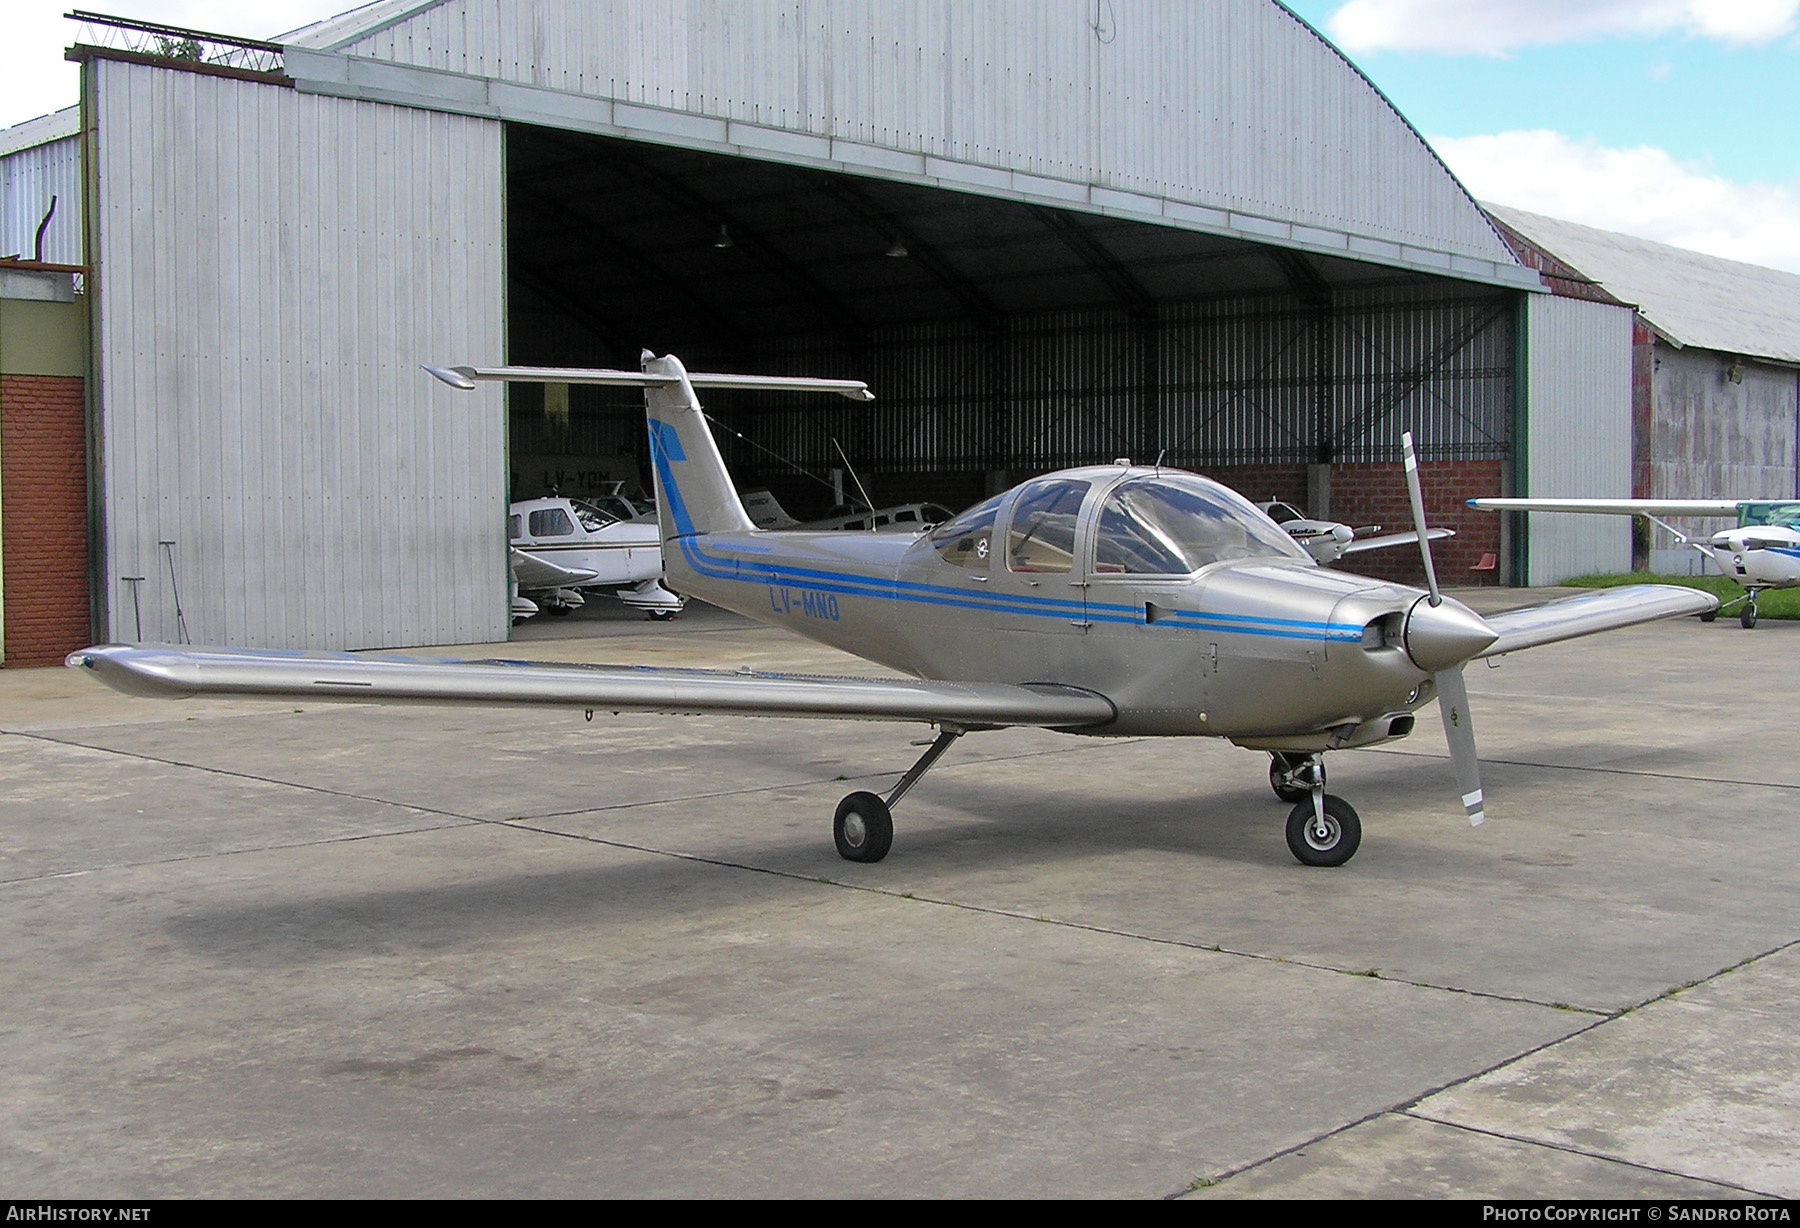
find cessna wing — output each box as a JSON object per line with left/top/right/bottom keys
{"left": 1468, "top": 498, "right": 1742, "bottom": 517}
{"left": 66, "top": 644, "right": 1116, "bottom": 730}
{"left": 1340, "top": 527, "right": 1454, "bottom": 556}
{"left": 509, "top": 548, "right": 599, "bottom": 590}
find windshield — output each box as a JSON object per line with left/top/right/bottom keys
{"left": 1740, "top": 501, "right": 1800, "bottom": 530}
{"left": 928, "top": 495, "right": 1003, "bottom": 570}
{"left": 571, "top": 501, "right": 619, "bottom": 533}
{"left": 1094, "top": 475, "right": 1312, "bottom": 574}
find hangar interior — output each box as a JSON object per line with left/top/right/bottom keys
{"left": 505, "top": 122, "right": 1517, "bottom": 580}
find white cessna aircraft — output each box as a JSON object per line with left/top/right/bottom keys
{"left": 1468, "top": 498, "right": 1800, "bottom": 629}
{"left": 1257, "top": 500, "right": 1455, "bottom": 566}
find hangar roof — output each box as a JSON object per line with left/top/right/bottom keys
{"left": 279, "top": 0, "right": 1533, "bottom": 291}
{"left": 1487, "top": 204, "right": 1800, "bottom": 366}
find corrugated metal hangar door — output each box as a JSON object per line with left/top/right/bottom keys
{"left": 86, "top": 57, "right": 507, "bottom": 650}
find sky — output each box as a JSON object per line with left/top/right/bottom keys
{"left": 4, "top": 1, "right": 1798, "bottom": 272}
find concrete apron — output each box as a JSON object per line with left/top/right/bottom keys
{"left": 0, "top": 590, "right": 1794, "bottom": 1197}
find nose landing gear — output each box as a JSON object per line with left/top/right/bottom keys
{"left": 1269, "top": 753, "right": 1362, "bottom": 866}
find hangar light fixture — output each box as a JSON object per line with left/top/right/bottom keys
{"left": 885, "top": 238, "right": 909, "bottom": 258}
{"left": 713, "top": 223, "right": 734, "bottom": 249}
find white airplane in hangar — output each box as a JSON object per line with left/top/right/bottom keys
{"left": 1256, "top": 500, "right": 1455, "bottom": 566}
{"left": 68, "top": 355, "right": 1716, "bottom": 869}
{"left": 1469, "top": 497, "right": 1800, "bottom": 628}
{"left": 741, "top": 487, "right": 957, "bottom": 534}
{"left": 509, "top": 494, "right": 686, "bottom": 619}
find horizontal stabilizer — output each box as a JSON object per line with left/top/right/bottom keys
{"left": 67, "top": 645, "right": 1116, "bottom": 729}
{"left": 425, "top": 364, "right": 874, "bottom": 401}
{"left": 1476, "top": 585, "right": 1718, "bottom": 658}
{"left": 1468, "top": 498, "right": 1742, "bottom": 517}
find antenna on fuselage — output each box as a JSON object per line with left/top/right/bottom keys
{"left": 832, "top": 438, "right": 878, "bottom": 527}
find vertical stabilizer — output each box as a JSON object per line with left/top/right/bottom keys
{"left": 643, "top": 351, "right": 757, "bottom": 543}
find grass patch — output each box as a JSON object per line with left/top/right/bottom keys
{"left": 1561, "top": 572, "right": 1797, "bottom": 619}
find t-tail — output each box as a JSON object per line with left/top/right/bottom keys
{"left": 642, "top": 351, "right": 757, "bottom": 548}
{"left": 422, "top": 353, "right": 873, "bottom": 591}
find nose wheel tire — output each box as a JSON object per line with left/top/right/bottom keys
{"left": 1269, "top": 753, "right": 1324, "bottom": 804}
{"left": 1284, "top": 795, "right": 1362, "bottom": 867}
{"left": 834, "top": 792, "right": 894, "bottom": 863}
{"left": 1740, "top": 602, "right": 1758, "bottom": 629}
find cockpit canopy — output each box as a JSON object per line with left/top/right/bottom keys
{"left": 927, "top": 470, "right": 1310, "bottom": 576}
{"left": 1739, "top": 501, "right": 1800, "bottom": 530}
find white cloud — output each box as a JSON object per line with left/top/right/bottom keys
{"left": 1327, "top": 0, "right": 1798, "bottom": 55}
{"left": 1432, "top": 129, "right": 1800, "bottom": 272}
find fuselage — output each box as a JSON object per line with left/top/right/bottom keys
{"left": 510, "top": 496, "right": 664, "bottom": 588}
{"left": 1702, "top": 524, "right": 1800, "bottom": 591}
{"left": 661, "top": 464, "right": 1457, "bottom": 741}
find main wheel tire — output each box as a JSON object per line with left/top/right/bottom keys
{"left": 1269, "top": 753, "right": 1322, "bottom": 803}
{"left": 545, "top": 604, "right": 573, "bottom": 617}
{"left": 1284, "top": 795, "right": 1362, "bottom": 867}
{"left": 646, "top": 609, "right": 678, "bottom": 621}
{"left": 1700, "top": 608, "right": 1718, "bottom": 623}
{"left": 1741, "top": 603, "right": 1759, "bottom": 629}
{"left": 834, "top": 791, "right": 894, "bottom": 863}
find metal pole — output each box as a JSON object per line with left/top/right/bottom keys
{"left": 120, "top": 576, "right": 144, "bottom": 642}
{"left": 159, "top": 540, "right": 189, "bottom": 644}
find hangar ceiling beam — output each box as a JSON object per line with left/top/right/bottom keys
{"left": 512, "top": 183, "right": 756, "bottom": 360}
{"left": 603, "top": 147, "right": 872, "bottom": 349}
{"left": 1268, "top": 249, "right": 1333, "bottom": 311}
{"left": 1028, "top": 206, "right": 1158, "bottom": 320}
{"left": 814, "top": 177, "right": 1004, "bottom": 329}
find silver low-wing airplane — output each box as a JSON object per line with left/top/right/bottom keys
{"left": 68, "top": 355, "right": 1717, "bottom": 868}
{"left": 1256, "top": 500, "right": 1455, "bottom": 566}
{"left": 1469, "top": 497, "right": 1800, "bottom": 629}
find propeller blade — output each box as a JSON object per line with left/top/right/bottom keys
{"left": 1400, "top": 431, "right": 1442, "bottom": 605}
{"left": 1434, "top": 666, "right": 1485, "bottom": 826}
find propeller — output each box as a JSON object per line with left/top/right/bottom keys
{"left": 1401, "top": 431, "right": 1488, "bottom": 827}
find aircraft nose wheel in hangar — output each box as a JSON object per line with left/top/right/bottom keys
{"left": 834, "top": 728, "right": 963, "bottom": 863}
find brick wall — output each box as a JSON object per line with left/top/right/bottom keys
{"left": 2, "top": 374, "right": 90, "bottom": 666}
{"left": 1325, "top": 459, "right": 1505, "bottom": 586}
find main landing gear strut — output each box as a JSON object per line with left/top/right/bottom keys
{"left": 1701, "top": 590, "right": 1762, "bottom": 629}
{"left": 834, "top": 728, "right": 963, "bottom": 863}
{"left": 1268, "top": 752, "right": 1362, "bottom": 867}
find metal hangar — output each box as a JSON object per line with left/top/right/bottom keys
{"left": 5, "top": 0, "right": 1608, "bottom": 654}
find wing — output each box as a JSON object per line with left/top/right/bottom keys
{"left": 509, "top": 548, "right": 600, "bottom": 590}
{"left": 1475, "top": 585, "right": 1718, "bottom": 658}
{"left": 1339, "top": 527, "right": 1454, "bottom": 556}
{"left": 67, "top": 645, "right": 1116, "bottom": 730}
{"left": 1468, "top": 498, "right": 1742, "bottom": 517}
